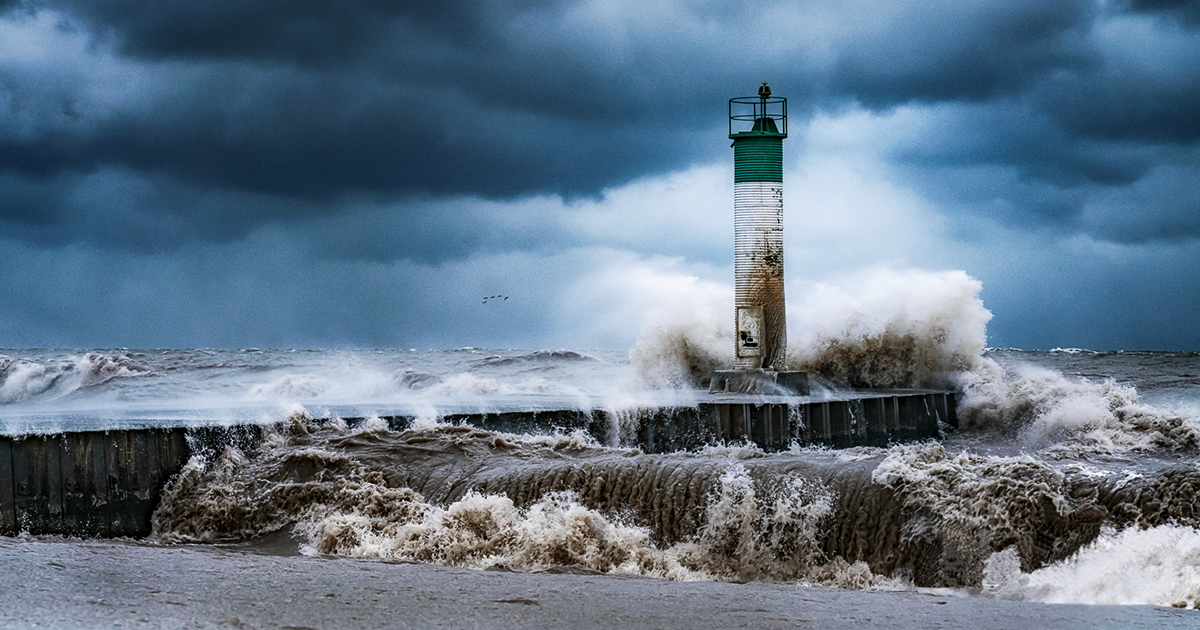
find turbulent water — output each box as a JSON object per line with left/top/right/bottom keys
{"left": 3, "top": 272, "right": 1200, "bottom": 611}
{"left": 3, "top": 345, "right": 1200, "bottom": 609}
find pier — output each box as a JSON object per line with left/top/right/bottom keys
{"left": 0, "top": 389, "right": 955, "bottom": 537}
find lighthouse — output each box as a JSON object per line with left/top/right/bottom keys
{"left": 711, "top": 83, "right": 809, "bottom": 395}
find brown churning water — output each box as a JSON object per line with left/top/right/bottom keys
{"left": 151, "top": 410, "right": 1200, "bottom": 596}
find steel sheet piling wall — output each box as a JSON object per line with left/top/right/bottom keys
{"left": 0, "top": 439, "right": 14, "bottom": 533}
{"left": 0, "top": 429, "right": 190, "bottom": 537}
{"left": 0, "top": 394, "right": 953, "bottom": 537}
{"left": 708, "top": 392, "right": 953, "bottom": 450}
{"left": 61, "top": 432, "right": 101, "bottom": 534}
{"left": 12, "top": 436, "right": 63, "bottom": 533}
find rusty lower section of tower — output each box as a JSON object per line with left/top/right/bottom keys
{"left": 733, "top": 181, "right": 787, "bottom": 370}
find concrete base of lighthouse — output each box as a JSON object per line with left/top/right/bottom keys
{"left": 709, "top": 369, "right": 810, "bottom": 395}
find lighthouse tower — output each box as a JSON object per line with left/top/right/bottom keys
{"left": 730, "top": 83, "right": 787, "bottom": 370}
{"left": 711, "top": 83, "right": 808, "bottom": 395}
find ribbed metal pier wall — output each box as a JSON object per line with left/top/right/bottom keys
{"left": 0, "top": 429, "right": 189, "bottom": 537}
{"left": 0, "top": 390, "right": 954, "bottom": 537}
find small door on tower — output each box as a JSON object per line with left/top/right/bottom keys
{"left": 737, "top": 306, "right": 764, "bottom": 360}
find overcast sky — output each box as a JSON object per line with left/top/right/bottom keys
{"left": 1, "top": 0, "right": 1198, "bottom": 350}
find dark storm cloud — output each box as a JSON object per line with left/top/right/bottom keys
{"left": 890, "top": 126, "right": 1200, "bottom": 244}
{"left": 0, "top": 2, "right": 708, "bottom": 249}
{"left": 1037, "top": 64, "right": 1200, "bottom": 145}
{"left": 890, "top": 101, "right": 1153, "bottom": 187}
{"left": 828, "top": 0, "right": 1095, "bottom": 105}
{"left": 1126, "top": 0, "right": 1200, "bottom": 24}
{"left": 0, "top": 61, "right": 695, "bottom": 200}
{"left": 2, "top": 0, "right": 1200, "bottom": 252}
{"left": 872, "top": 4, "right": 1200, "bottom": 241}
{"left": 0, "top": 1, "right": 1100, "bottom": 195}
{"left": 0, "top": 168, "right": 578, "bottom": 261}
{"left": 56, "top": 0, "right": 421, "bottom": 64}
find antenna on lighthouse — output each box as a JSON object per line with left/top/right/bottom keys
{"left": 711, "top": 84, "right": 809, "bottom": 395}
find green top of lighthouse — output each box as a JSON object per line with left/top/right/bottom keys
{"left": 729, "top": 83, "right": 787, "bottom": 139}
{"left": 730, "top": 83, "right": 786, "bottom": 182}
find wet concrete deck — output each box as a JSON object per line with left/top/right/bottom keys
{"left": 6, "top": 536, "right": 1194, "bottom": 630}
{"left": 5, "top": 535, "right": 1196, "bottom": 630}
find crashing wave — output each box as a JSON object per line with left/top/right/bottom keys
{"left": 957, "top": 360, "right": 1200, "bottom": 452}
{"left": 788, "top": 270, "right": 991, "bottom": 389}
{"left": 983, "top": 525, "right": 1200, "bottom": 609}
{"left": 628, "top": 268, "right": 989, "bottom": 390}
{"left": 625, "top": 267, "right": 1199, "bottom": 453}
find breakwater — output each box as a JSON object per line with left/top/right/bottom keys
{"left": 0, "top": 389, "right": 954, "bottom": 537}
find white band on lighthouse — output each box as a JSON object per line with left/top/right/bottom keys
{"left": 733, "top": 181, "right": 786, "bottom": 370}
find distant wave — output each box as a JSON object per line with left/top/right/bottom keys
{"left": 0, "top": 352, "right": 151, "bottom": 404}
{"left": 395, "top": 369, "right": 443, "bottom": 390}
{"left": 249, "top": 374, "right": 327, "bottom": 398}
{"left": 475, "top": 350, "right": 598, "bottom": 368}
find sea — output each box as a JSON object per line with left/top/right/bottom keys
{"left": 2, "top": 339, "right": 1200, "bottom": 625}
